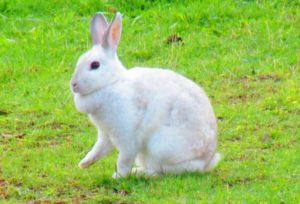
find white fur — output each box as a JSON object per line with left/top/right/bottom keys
{"left": 70, "top": 12, "right": 220, "bottom": 178}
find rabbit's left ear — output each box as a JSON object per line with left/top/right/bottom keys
{"left": 90, "top": 13, "right": 109, "bottom": 45}
{"left": 103, "top": 12, "right": 122, "bottom": 52}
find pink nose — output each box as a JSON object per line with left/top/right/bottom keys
{"left": 71, "top": 82, "right": 78, "bottom": 88}
{"left": 71, "top": 80, "right": 79, "bottom": 92}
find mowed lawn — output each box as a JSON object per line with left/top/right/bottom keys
{"left": 0, "top": 0, "right": 299, "bottom": 203}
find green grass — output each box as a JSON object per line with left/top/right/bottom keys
{"left": 1, "top": 0, "right": 299, "bottom": 203}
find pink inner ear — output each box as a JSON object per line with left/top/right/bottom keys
{"left": 111, "top": 24, "right": 119, "bottom": 43}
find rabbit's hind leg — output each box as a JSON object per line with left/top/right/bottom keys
{"left": 162, "top": 152, "right": 221, "bottom": 174}
{"left": 131, "top": 154, "right": 159, "bottom": 176}
{"left": 131, "top": 166, "right": 158, "bottom": 177}
{"left": 161, "top": 159, "right": 207, "bottom": 174}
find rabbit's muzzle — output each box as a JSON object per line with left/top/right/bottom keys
{"left": 70, "top": 79, "right": 79, "bottom": 93}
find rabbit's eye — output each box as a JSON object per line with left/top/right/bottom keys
{"left": 90, "top": 61, "right": 100, "bottom": 70}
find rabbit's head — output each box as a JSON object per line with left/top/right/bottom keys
{"left": 70, "top": 12, "right": 125, "bottom": 95}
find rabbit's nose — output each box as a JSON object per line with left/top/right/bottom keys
{"left": 72, "top": 82, "right": 78, "bottom": 88}
{"left": 71, "top": 81, "right": 78, "bottom": 88}
{"left": 71, "top": 81, "right": 79, "bottom": 93}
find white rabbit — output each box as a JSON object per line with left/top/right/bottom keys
{"left": 70, "top": 12, "right": 220, "bottom": 178}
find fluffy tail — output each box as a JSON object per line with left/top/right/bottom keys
{"left": 205, "top": 152, "right": 221, "bottom": 171}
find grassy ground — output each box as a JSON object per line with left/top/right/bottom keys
{"left": 0, "top": 0, "right": 299, "bottom": 203}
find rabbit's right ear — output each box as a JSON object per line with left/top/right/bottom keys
{"left": 90, "top": 13, "right": 109, "bottom": 45}
{"left": 102, "top": 12, "right": 122, "bottom": 52}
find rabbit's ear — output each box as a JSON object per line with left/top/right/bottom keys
{"left": 90, "top": 13, "right": 109, "bottom": 45}
{"left": 102, "top": 12, "right": 122, "bottom": 52}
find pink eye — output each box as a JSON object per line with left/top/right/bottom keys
{"left": 90, "top": 61, "right": 100, "bottom": 70}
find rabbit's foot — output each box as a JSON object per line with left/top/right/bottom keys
{"left": 112, "top": 171, "right": 125, "bottom": 179}
{"left": 78, "top": 158, "right": 94, "bottom": 169}
{"left": 131, "top": 166, "right": 145, "bottom": 174}
{"left": 132, "top": 167, "right": 158, "bottom": 177}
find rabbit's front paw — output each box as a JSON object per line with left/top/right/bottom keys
{"left": 131, "top": 166, "right": 145, "bottom": 174}
{"left": 78, "top": 158, "right": 93, "bottom": 169}
{"left": 112, "top": 172, "right": 122, "bottom": 179}
{"left": 112, "top": 170, "right": 131, "bottom": 179}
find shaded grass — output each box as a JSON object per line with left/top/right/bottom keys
{"left": 0, "top": 0, "right": 300, "bottom": 203}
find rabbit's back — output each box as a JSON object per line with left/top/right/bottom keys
{"left": 128, "top": 67, "right": 217, "bottom": 133}
{"left": 127, "top": 67, "right": 218, "bottom": 171}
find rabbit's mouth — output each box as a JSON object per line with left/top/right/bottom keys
{"left": 70, "top": 81, "right": 80, "bottom": 93}
{"left": 70, "top": 79, "right": 88, "bottom": 95}
{"left": 70, "top": 82, "right": 96, "bottom": 96}
{"left": 72, "top": 86, "right": 79, "bottom": 93}
{"left": 71, "top": 84, "right": 88, "bottom": 95}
